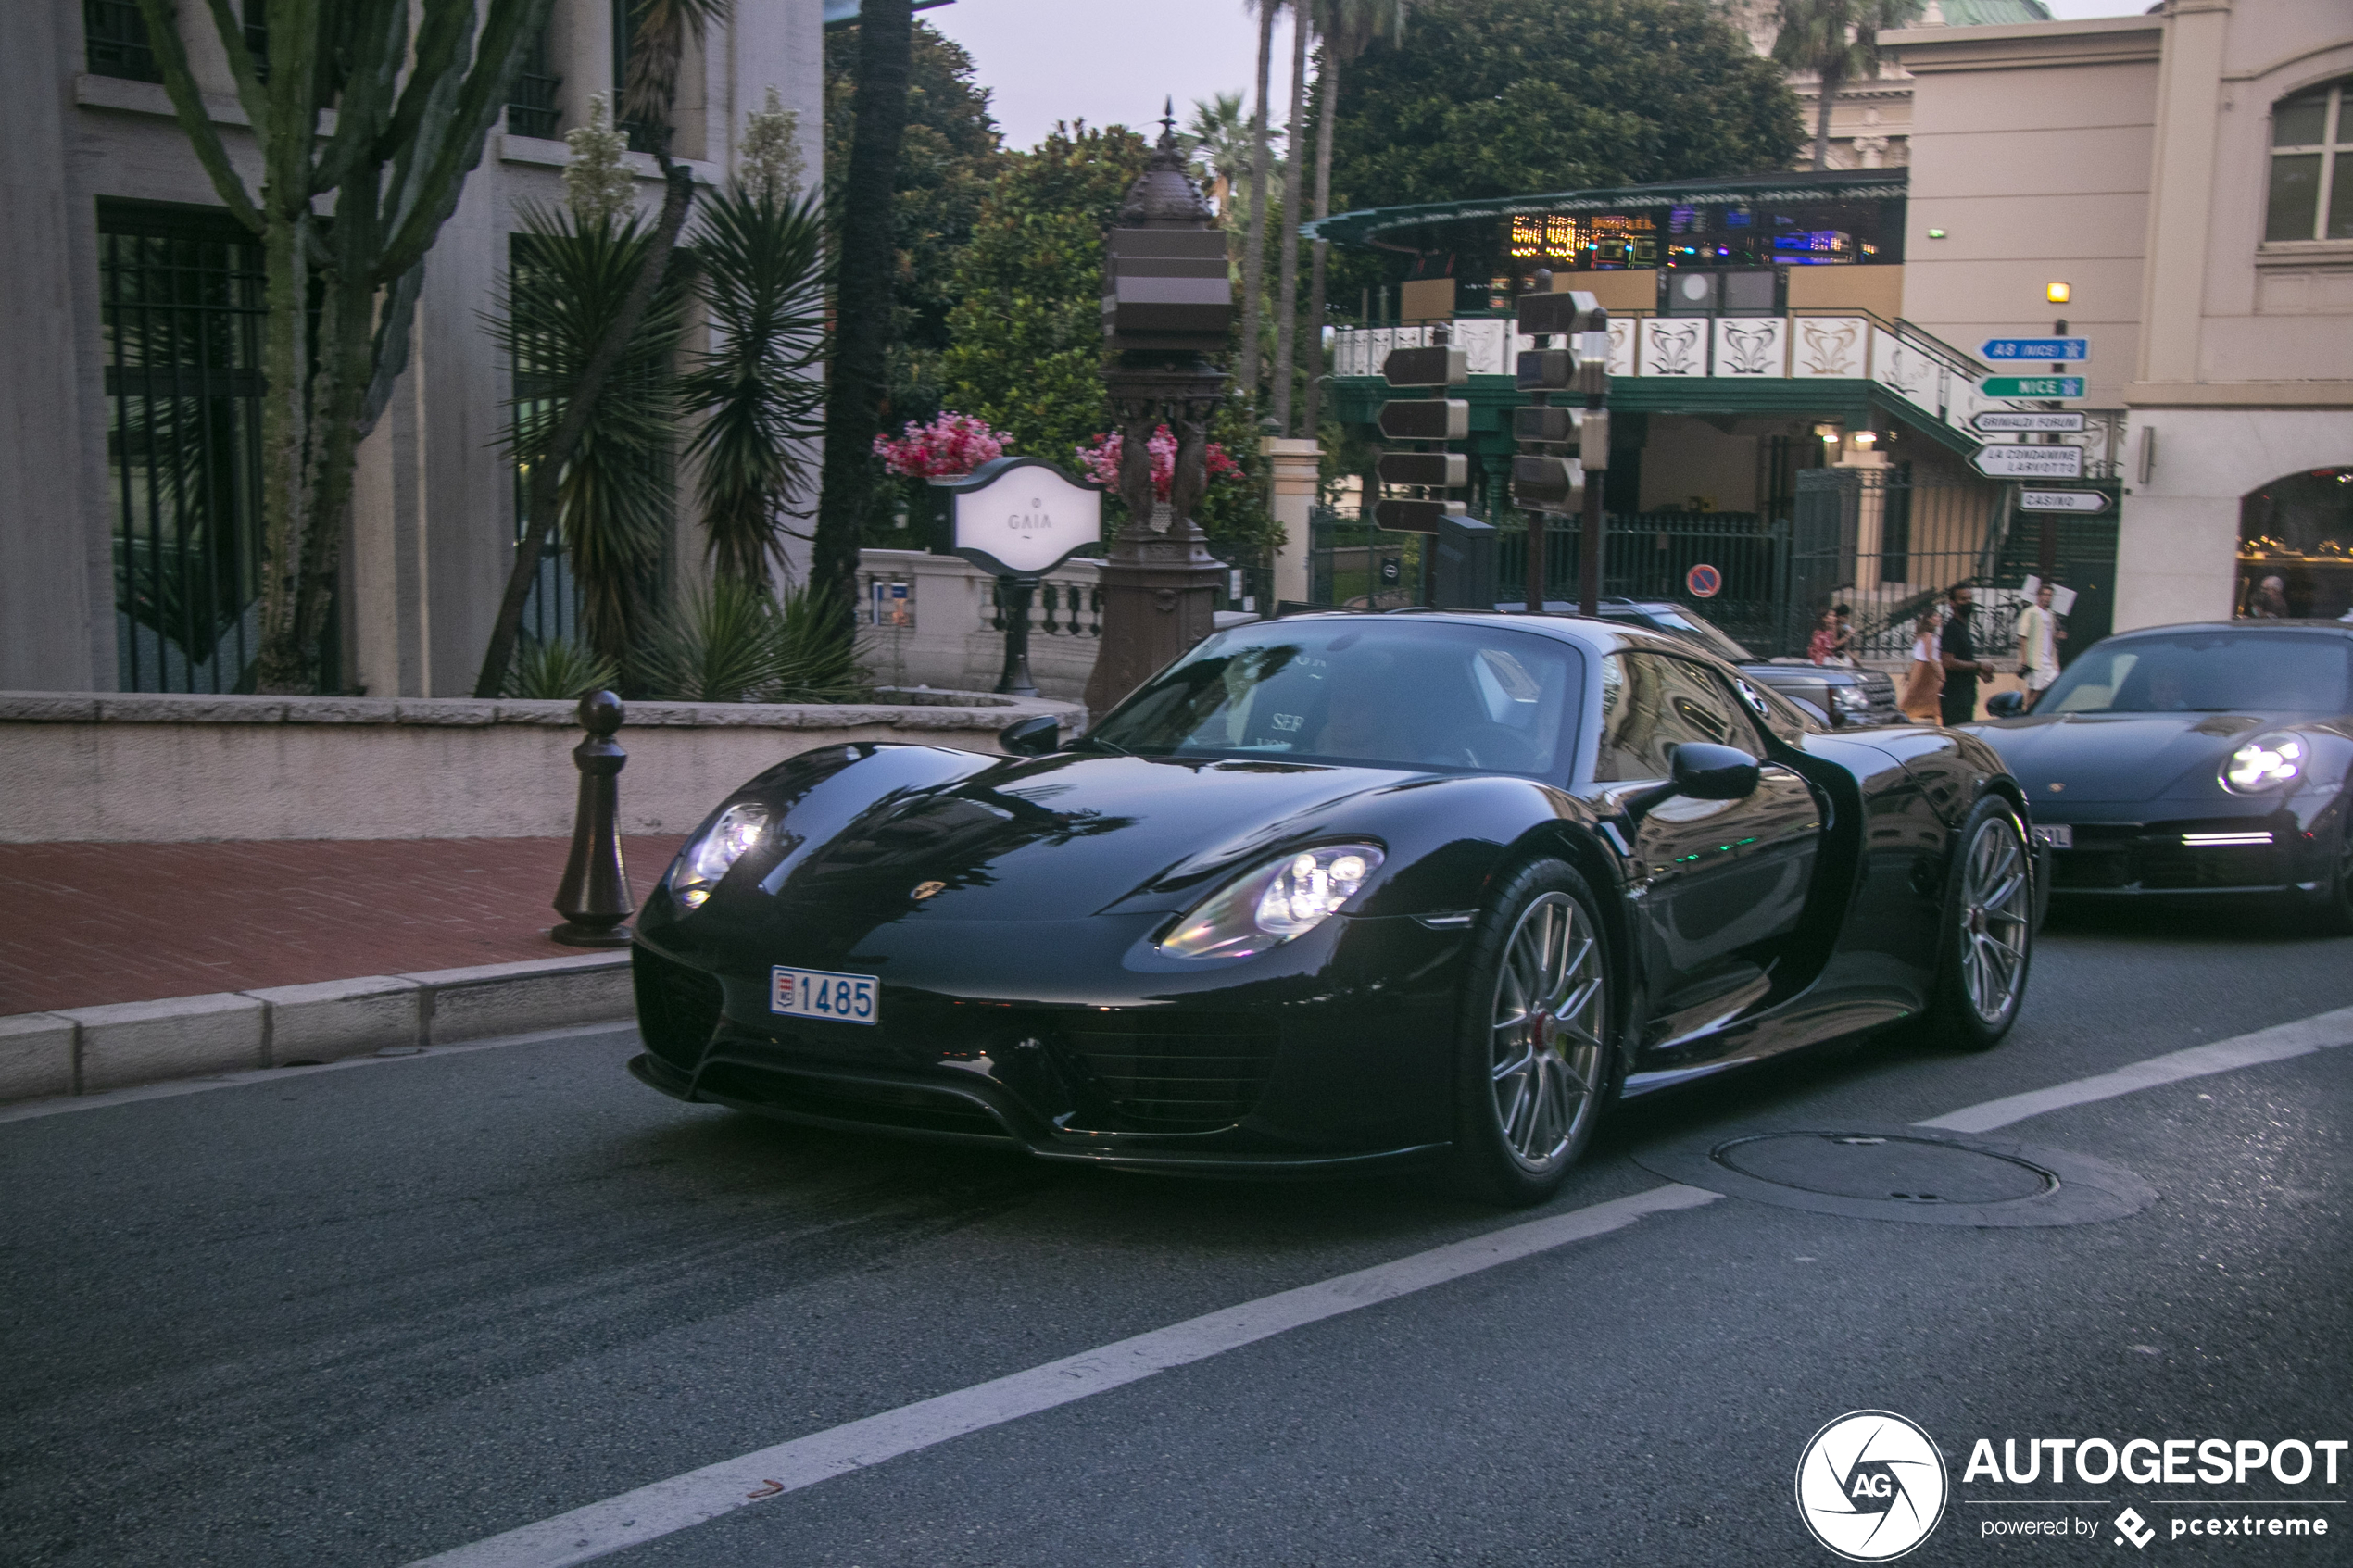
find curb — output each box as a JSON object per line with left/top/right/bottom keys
{"left": 0, "top": 951, "right": 634, "bottom": 1104}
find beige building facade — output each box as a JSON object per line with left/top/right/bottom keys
{"left": 1889, "top": 1, "right": 2353, "bottom": 632}
{"left": 0, "top": 0, "right": 824, "bottom": 697}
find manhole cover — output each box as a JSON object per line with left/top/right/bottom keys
{"left": 1712, "top": 1133, "right": 2054, "bottom": 1205}
{"left": 1631, "top": 1125, "right": 2157, "bottom": 1227}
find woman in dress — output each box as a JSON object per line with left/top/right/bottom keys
{"left": 1899, "top": 607, "right": 1945, "bottom": 722}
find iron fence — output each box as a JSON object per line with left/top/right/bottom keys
{"left": 1308, "top": 509, "right": 1426, "bottom": 610}
{"left": 1790, "top": 468, "right": 2013, "bottom": 659}
{"left": 1497, "top": 511, "right": 1791, "bottom": 653}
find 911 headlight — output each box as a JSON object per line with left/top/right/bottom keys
{"left": 1158, "top": 844, "right": 1385, "bottom": 960}
{"left": 2221, "top": 733, "right": 2305, "bottom": 794}
{"left": 670, "top": 802, "right": 770, "bottom": 908}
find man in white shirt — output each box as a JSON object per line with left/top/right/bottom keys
{"left": 2015, "top": 583, "right": 2064, "bottom": 693}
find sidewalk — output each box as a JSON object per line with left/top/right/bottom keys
{"left": 0, "top": 835, "right": 687, "bottom": 1016}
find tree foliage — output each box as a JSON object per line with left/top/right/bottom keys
{"left": 1771, "top": 0, "right": 1924, "bottom": 170}
{"left": 939, "top": 125, "right": 1280, "bottom": 572}
{"left": 824, "top": 20, "right": 1007, "bottom": 452}
{"left": 1327, "top": 0, "right": 1800, "bottom": 213}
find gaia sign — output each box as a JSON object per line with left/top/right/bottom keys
{"left": 934, "top": 457, "right": 1103, "bottom": 579}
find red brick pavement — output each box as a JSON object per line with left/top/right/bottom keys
{"left": 0, "top": 835, "right": 688, "bottom": 1015}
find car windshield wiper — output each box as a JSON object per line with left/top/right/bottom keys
{"left": 1077, "top": 734, "right": 1136, "bottom": 757}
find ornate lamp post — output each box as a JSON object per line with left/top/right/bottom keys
{"left": 1083, "top": 107, "right": 1234, "bottom": 720}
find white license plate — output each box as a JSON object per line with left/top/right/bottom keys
{"left": 771, "top": 966, "right": 879, "bottom": 1025}
{"left": 2032, "top": 823, "right": 2073, "bottom": 849}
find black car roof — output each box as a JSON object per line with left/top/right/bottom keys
{"left": 1268, "top": 607, "right": 1692, "bottom": 659}
{"left": 2104, "top": 620, "right": 2353, "bottom": 638}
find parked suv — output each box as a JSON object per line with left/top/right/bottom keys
{"left": 1592, "top": 598, "right": 1906, "bottom": 728}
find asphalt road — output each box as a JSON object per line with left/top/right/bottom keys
{"left": 3, "top": 902, "right": 2348, "bottom": 1568}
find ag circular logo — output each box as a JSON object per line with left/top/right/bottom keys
{"left": 1795, "top": 1410, "right": 1949, "bottom": 1561}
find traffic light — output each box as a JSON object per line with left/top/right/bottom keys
{"left": 1377, "top": 452, "right": 1468, "bottom": 488}
{"left": 1511, "top": 455, "right": 1580, "bottom": 510}
{"left": 1376, "top": 399, "right": 1469, "bottom": 442}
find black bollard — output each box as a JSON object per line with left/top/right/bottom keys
{"left": 551, "top": 689, "right": 635, "bottom": 947}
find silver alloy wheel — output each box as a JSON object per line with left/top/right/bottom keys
{"left": 1959, "top": 814, "right": 2032, "bottom": 1024}
{"left": 1488, "top": 892, "right": 1607, "bottom": 1171}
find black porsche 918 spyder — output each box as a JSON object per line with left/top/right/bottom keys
{"left": 629, "top": 611, "right": 2043, "bottom": 1204}
{"left": 1963, "top": 620, "right": 2353, "bottom": 927}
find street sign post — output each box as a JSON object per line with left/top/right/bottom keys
{"left": 2019, "top": 489, "right": 2110, "bottom": 513}
{"left": 1373, "top": 498, "right": 1465, "bottom": 534}
{"left": 1376, "top": 451, "right": 1468, "bottom": 488}
{"left": 1982, "top": 375, "right": 2086, "bottom": 399}
{"left": 1972, "top": 445, "right": 2085, "bottom": 480}
{"left": 1973, "top": 410, "right": 2086, "bottom": 433}
{"left": 1982, "top": 337, "right": 2088, "bottom": 360}
{"left": 1377, "top": 399, "right": 1469, "bottom": 441}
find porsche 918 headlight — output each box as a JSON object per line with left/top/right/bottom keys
{"left": 671, "top": 802, "right": 770, "bottom": 908}
{"left": 2221, "top": 733, "right": 2305, "bottom": 794}
{"left": 1158, "top": 844, "right": 1385, "bottom": 960}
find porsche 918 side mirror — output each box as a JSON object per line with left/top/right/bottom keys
{"left": 1671, "top": 742, "right": 1763, "bottom": 801}
{"left": 998, "top": 715, "right": 1060, "bottom": 756}
{"left": 1985, "top": 690, "right": 2027, "bottom": 719}
{"left": 1621, "top": 743, "right": 1762, "bottom": 824}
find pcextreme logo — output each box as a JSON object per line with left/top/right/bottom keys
{"left": 1796, "top": 1410, "right": 1951, "bottom": 1562}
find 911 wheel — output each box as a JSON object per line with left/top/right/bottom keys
{"left": 1450, "top": 859, "right": 1614, "bottom": 1205}
{"left": 1925, "top": 798, "right": 2033, "bottom": 1051}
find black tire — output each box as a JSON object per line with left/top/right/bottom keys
{"left": 1447, "top": 858, "right": 1617, "bottom": 1205}
{"left": 1922, "top": 796, "right": 2034, "bottom": 1051}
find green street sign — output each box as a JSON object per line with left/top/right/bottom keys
{"left": 1982, "top": 375, "right": 2084, "bottom": 398}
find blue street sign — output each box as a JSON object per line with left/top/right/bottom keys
{"left": 1982, "top": 337, "right": 2089, "bottom": 361}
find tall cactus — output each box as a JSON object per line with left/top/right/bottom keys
{"left": 132, "top": 0, "right": 559, "bottom": 693}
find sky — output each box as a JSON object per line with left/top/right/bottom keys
{"left": 923, "top": 0, "right": 2149, "bottom": 156}
{"left": 925, "top": 0, "right": 1299, "bottom": 155}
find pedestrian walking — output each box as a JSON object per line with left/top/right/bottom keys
{"left": 1899, "top": 608, "right": 1944, "bottom": 721}
{"left": 1938, "top": 583, "right": 1996, "bottom": 725}
{"left": 1807, "top": 608, "right": 1840, "bottom": 666}
{"left": 2014, "top": 583, "right": 2066, "bottom": 696}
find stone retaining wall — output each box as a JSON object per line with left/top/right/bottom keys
{"left": 0, "top": 689, "right": 1081, "bottom": 842}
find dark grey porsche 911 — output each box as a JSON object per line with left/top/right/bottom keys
{"left": 1961, "top": 620, "right": 2353, "bottom": 927}
{"left": 631, "top": 611, "right": 2043, "bottom": 1203}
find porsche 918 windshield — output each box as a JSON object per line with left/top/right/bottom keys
{"left": 1088, "top": 620, "right": 1580, "bottom": 774}
{"left": 2038, "top": 631, "right": 2352, "bottom": 715}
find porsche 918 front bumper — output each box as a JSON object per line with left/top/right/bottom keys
{"left": 626, "top": 917, "right": 1471, "bottom": 1174}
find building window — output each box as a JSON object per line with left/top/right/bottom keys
{"left": 98, "top": 201, "right": 269, "bottom": 694}
{"left": 84, "top": 0, "right": 163, "bottom": 82}
{"left": 507, "top": 22, "right": 563, "bottom": 140}
{"left": 507, "top": 233, "right": 585, "bottom": 646}
{"left": 2266, "top": 79, "right": 2351, "bottom": 243}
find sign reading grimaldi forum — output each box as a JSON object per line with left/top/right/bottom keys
{"left": 937, "top": 456, "right": 1104, "bottom": 579}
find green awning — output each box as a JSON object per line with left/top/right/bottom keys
{"left": 1302, "top": 169, "right": 1907, "bottom": 247}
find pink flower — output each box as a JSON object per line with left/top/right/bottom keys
{"left": 873, "top": 412, "right": 1010, "bottom": 478}
{"left": 1075, "top": 426, "right": 1243, "bottom": 502}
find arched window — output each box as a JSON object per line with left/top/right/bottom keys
{"left": 2266, "top": 79, "right": 2351, "bottom": 243}
{"left": 2239, "top": 469, "right": 2353, "bottom": 621}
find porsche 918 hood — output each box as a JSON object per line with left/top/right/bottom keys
{"left": 1962, "top": 711, "right": 2267, "bottom": 803}
{"left": 770, "top": 752, "right": 1423, "bottom": 921}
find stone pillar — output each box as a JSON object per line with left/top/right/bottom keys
{"left": 1262, "top": 436, "right": 1320, "bottom": 608}
{"left": 1836, "top": 444, "right": 1891, "bottom": 594}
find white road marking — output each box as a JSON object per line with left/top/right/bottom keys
{"left": 1917, "top": 1003, "right": 2353, "bottom": 1134}
{"left": 401, "top": 1183, "right": 1723, "bottom": 1568}
{"left": 0, "top": 1024, "right": 643, "bottom": 1126}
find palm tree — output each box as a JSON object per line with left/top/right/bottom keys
{"left": 1772, "top": 0, "right": 1923, "bottom": 171}
{"left": 1185, "top": 92, "right": 1252, "bottom": 220}
{"left": 1238, "top": 0, "right": 1286, "bottom": 399}
{"left": 1269, "top": 8, "right": 1312, "bottom": 432}
{"left": 1299, "top": 0, "right": 1416, "bottom": 440}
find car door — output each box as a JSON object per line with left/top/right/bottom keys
{"left": 1592, "top": 650, "right": 1827, "bottom": 1047}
